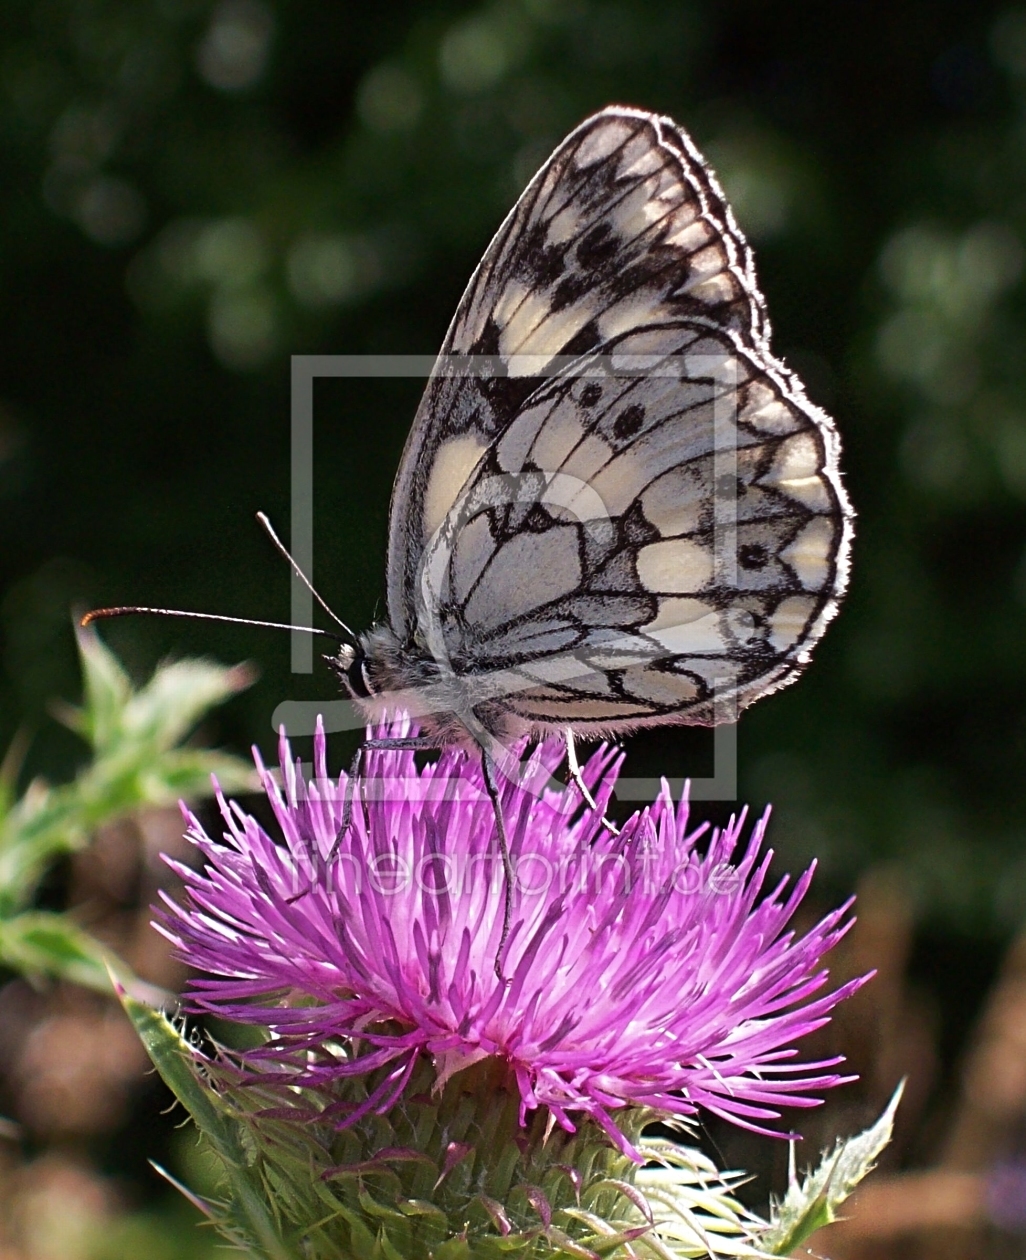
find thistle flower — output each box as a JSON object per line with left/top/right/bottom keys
{"left": 158, "top": 718, "right": 862, "bottom": 1161}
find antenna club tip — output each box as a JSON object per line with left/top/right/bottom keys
{"left": 78, "top": 607, "right": 136, "bottom": 627}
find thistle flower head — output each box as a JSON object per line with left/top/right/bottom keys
{"left": 159, "top": 718, "right": 861, "bottom": 1159}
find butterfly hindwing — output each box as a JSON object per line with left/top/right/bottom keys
{"left": 417, "top": 322, "right": 848, "bottom": 732}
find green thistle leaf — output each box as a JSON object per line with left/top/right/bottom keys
{"left": 762, "top": 1082, "right": 905, "bottom": 1255}
{"left": 120, "top": 990, "right": 300, "bottom": 1260}
{"left": 0, "top": 625, "right": 256, "bottom": 916}
{"left": 68, "top": 622, "right": 133, "bottom": 752}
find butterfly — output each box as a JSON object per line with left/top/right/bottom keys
{"left": 334, "top": 106, "right": 852, "bottom": 783}
{"left": 85, "top": 106, "right": 853, "bottom": 966}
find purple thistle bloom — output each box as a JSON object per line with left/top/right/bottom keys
{"left": 158, "top": 719, "right": 865, "bottom": 1160}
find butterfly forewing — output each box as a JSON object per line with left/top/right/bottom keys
{"left": 380, "top": 105, "right": 852, "bottom": 739}
{"left": 387, "top": 107, "right": 771, "bottom": 635}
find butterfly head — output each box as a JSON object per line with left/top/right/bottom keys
{"left": 328, "top": 625, "right": 490, "bottom": 749}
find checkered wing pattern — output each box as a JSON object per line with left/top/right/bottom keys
{"left": 382, "top": 106, "right": 852, "bottom": 733}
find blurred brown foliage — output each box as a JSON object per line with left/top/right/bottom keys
{"left": 0, "top": 807, "right": 197, "bottom": 1260}
{"left": 795, "top": 873, "right": 1026, "bottom": 1257}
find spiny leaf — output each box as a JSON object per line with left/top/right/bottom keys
{"left": 124, "top": 657, "right": 257, "bottom": 752}
{"left": 120, "top": 991, "right": 299, "bottom": 1260}
{"left": 120, "top": 992, "right": 235, "bottom": 1153}
{"left": 762, "top": 1081, "right": 905, "bottom": 1256}
{"left": 149, "top": 1160, "right": 218, "bottom": 1218}
{"left": 70, "top": 623, "right": 132, "bottom": 751}
{"left": 0, "top": 629, "right": 256, "bottom": 912}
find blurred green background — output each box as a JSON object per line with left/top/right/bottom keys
{"left": 2, "top": 0, "right": 1026, "bottom": 1253}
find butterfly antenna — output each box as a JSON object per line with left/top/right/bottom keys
{"left": 79, "top": 606, "right": 345, "bottom": 641}
{"left": 255, "top": 511, "right": 359, "bottom": 645}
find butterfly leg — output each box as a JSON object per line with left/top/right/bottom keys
{"left": 328, "top": 735, "right": 442, "bottom": 862}
{"left": 480, "top": 751, "right": 515, "bottom": 984}
{"left": 288, "top": 735, "right": 441, "bottom": 903}
{"left": 565, "top": 729, "right": 620, "bottom": 836}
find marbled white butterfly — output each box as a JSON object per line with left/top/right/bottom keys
{"left": 337, "top": 106, "right": 853, "bottom": 784}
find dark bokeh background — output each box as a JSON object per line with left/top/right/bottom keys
{"left": 2, "top": 1, "right": 1026, "bottom": 1255}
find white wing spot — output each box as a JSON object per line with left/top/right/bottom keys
{"left": 739, "top": 382, "right": 801, "bottom": 436}
{"left": 662, "top": 199, "right": 700, "bottom": 235}
{"left": 781, "top": 517, "right": 835, "bottom": 590}
{"left": 531, "top": 408, "right": 588, "bottom": 474}
{"left": 637, "top": 539, "right": 714, "bottom": 593}
{"left": 687, "top": 243, "right": 729, "bottom": 279}
{"left": 621, "top": 666, "right": 701, "bottom": 705}
{"left": 769, "top": 595, "right": 817, "bottom": 651}
{"left": 493, "top": 278, "right": 530, "bottom": 329}
{"left": 598, "top": 294, "right": 672, "bottom": 342}
{"left": 617, "top": 143, "right": 665, "bottom": 180}
{"left": 610, "top": 182, "right": 672, "bottom": 239}
{"left": 546, "top": 202, "right": 583, "bottom": 245}
{"left": 498, "top": 286, "right": 555, "bottom": 357}
{"left": 665, "top": 218, "right": 713, "bottom": 252}
{"left": 643, "top": 597, "right": 726, "bottom": 653}
{"left": 761, "top": 432, "right": 830, "bottom": 508}
{"left": 641, "top": 467, "right": 705, "bottom": 538}
{"left": 507, "top": 302, "right": 599, "bottom": 374}
{"left": 423, "top": 434, "right": 488, "bottom": 541}
{"left": 680, "top": 273, "right": 736, "bottom": 304}
{"left": 574, "top": 120, "right": 636, "bottom": 168}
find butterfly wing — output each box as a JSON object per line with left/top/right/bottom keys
{"left": 383, "top": 106, "right": 852, "bottom": 734}
{"left": 386, "top": 106, "right": 771, "bottom": 639}
{"left": 416, "top": 320, "right": 850, "bottom": 733}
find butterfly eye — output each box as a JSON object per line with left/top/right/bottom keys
{"left": 331, "top": 644, "right": 373, "bottom": 699}
{"left": 339, "top": 658, "right": 370, "bottom": 698}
